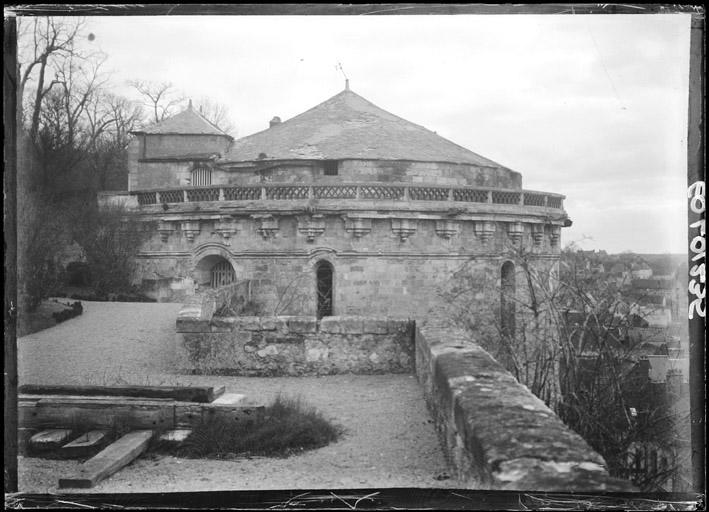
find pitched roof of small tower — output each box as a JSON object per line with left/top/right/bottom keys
{"left": 222, "top": 88, "right": 505, "bottom": 167}
{"left": 134, "top": 100, "right": 232, "bottom": 138}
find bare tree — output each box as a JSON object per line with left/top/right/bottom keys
{"left": 439, "top": 241, "right": 688, "bottom": 490}
{"left": 129, "top": 79, "right": 185, "bottom": 124}
{"left": 195, "top": 96, "right": 237, "bottom": 136}
{"left": 17, "top": 17, "right": 85, "bottom": 140}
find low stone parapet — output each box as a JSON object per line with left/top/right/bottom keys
{"left": 176, "top": 315, "right": 414, "bottom": 376}
{"left": 415, "top": 322, "right": 636, "bottom": 491}
{"left": 176, "top": 281, "right": 252, "bottom": 331}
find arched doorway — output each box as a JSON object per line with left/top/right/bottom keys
{"left": 195, "top": 255, "right": 236, "bottom": 288}
{"left": 316, "top": 260, "right": 334, "bottom": 318}
{"left": 500, "top": 261, "right": 516, "bottom": 338}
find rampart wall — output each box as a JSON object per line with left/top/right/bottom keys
{"left": 173, "top": 292, "right": 635, "bottom": 491}
{"left": 414, "top": 321, "right": 636, "bottom": 491}
{"left": 176, "top": 314, "right": 413, "bottom": 376}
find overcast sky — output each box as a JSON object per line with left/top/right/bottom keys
{"left": 78, "top": 14, "right": 691, "bottom": 254}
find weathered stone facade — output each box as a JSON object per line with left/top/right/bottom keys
{"left": 176, "top": 314, "right": 414, "bottom": 376}
{"left": 415, "top": 320, "right": 636, "bottom": 491}
{"left": 103, "top": 87, "right": 569, "bottom": 320}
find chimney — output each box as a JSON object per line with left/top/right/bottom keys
{"left": 269, "top": 116, "right": 281, "bottom": 128}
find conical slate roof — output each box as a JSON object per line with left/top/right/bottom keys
{"left": 222, "top": 88, "right": 504, "bottom": 168}
{"left": 134, "top": 102, "right": 231, "bottom": 137}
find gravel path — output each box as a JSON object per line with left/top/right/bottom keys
{"left": 17, "top": 301, "right": 455, "bottom": 492}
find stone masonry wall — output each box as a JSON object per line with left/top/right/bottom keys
{"left": 176, "top": 313, "right": 414, "bottom": 376}
{"left": 144, "top": 134, "right": 231, "bottom": 159}
{"left": 217, "top": 160, "right": 523, "bottom": 188}
{"left": 414, "top": 320, "right": 636, "bottom": 491}
{"left": 133, "top": 212, "right": 561, "bottom": 309}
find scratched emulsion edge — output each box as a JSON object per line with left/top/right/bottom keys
{"left": 2, "top": 3, "right": 704, "bottom": 510}
{"left": 4, "top": 13, "right": 19, "bottom": 496}
{"left": 686, "top": 12, "right": 706, "bottom": 500}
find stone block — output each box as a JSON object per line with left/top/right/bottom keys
{"left": 256, "top": 345, "right": 279, "bottom": 358}
{"left": 210, "top": 317, "right": 235, "bottom": 332}
{"left": 177, "top": 304, "right": 202, "bottom": 321}
{"left": 176, "top": 318, "right": 210, "bottom": 333}
{"left": 339, "top": 316, "right": 364, "bottom": 334}
{"left": 362, "top": 318, "right": 390, "bottom": 334}
{"left": 287, "top": 317, "right": 317, "bottom": 333}
{"left": 319, "top": 316, "right": 343, "bottom": 333}
{"left": 259, "top": 316, "right": 278, "bottom": 330}
{"left": 387, "top": 318, "right": 411, "bottom": 333}
{"left": 231, "top": 317, "right": 261, "bottom": 331}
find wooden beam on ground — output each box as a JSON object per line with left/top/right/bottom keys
{"left": 29, "top": 429, "right": 74, "bottom": 452}
{"left": 58, "top": 430, "right": 153, "bottom": 489}
{"left": 19, "top": 395, "right": 264, "bottom": 431}
{"left": 62, "top": 430, "right": 110, "bottom": 458}
{"left": 19, "top": 398, "right": 174, "bottom": 430}
{"left": 176, "top": 400, "right": 263, "bottom": 428}
{"left": 18, "top": 384, "right": 225, "bottom": 403}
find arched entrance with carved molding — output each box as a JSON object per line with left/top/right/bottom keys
{"left": 194, "top": 254, "right": 236, "bottom": 288}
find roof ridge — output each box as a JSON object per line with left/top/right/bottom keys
{"left": 342, "top": 90, "right": 508, "bottom": 169}
{"left": 190, "top": 104, "right": 232, "bottom": 137}
{"left": 222, "top": 87, "right": 512, "bottom": 168}
{"left": 135, "top": 104, "right": 232, "bottom": 137}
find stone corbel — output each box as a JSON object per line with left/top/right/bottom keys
{"left": 214, "top": 217, "right": 240, "bottom": 244}
{"left": 342, "top": 216, "right": 372, "bottom": 239}
{"left": 391, "top": 218, "right": 417, "bottom": 242}
{"left": 181, "top": 221, "right": 201, "bottom": 242}
{"left": 550, "top": 226, "right": 561, "bottom": 247}
{"left": 507, "top": 222, "right": 524, "bottom": 244}
{"left": 252, "top": 214, "right": 279, "bottom": 239}
{"left": 474, "top": 221, "right": 496, "bottom": 244}
{"left": 157, "top": 220, "right": 175, "bottom": 243}
{"left": 297, "top": 214, "right": 326, "bottom": 242}
{"left": 531, "top": 224, "right": 545, "bottom": 246}
{"left": 435, "top": 219, "right": 459, "bottom": 240}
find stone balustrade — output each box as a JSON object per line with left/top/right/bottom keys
{"left": 129, "top": 182, "right": 564, "bottom": 211}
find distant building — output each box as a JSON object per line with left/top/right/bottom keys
{"left": 631, "top": 261, "right": 653, "bottom": 280}
{"left": 625, "top": 357, "right": 691, "bottom": 492}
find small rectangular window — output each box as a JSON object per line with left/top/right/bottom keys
{"left": 323, "top": 160, "right": 339, "bottom": 176}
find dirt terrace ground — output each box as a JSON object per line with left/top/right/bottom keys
{"left": 17, "top": 301, "right": 455, "bottom": 493}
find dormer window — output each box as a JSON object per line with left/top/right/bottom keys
{"left": 323, "top": 160, "right": 339, "bottom": 176}
{"left": 191, "top": 165, "right": 212, "bottom": 186}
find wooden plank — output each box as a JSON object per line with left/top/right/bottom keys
{"left": 210, "top": 393, "right": 245, "bottom": 405}
{"left": 58, "top": 430, "right": 153, "bottom": 489}
{"left": 201, "top": 403, "right": 265, "bottom": 426}
{"left": 19, "top": 384, "right": 224, "bottom": 403}
{"left": 62, "top": 430, "right": 110, "bottom": 458}
{"left": 20, "top": 394, "right": 175, "bottom": 403}
{"left": 19, "top": 398, "right": 174, "bottom": 430}
{"left": 29, "top": 429, "right": 74, "bottom": 452}
{"left": 174, "top": 404, "right": 203, "bottom": 429}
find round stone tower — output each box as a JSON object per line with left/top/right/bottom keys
{"left": 118, "top": 87, "right": 569, "bottom": 316}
